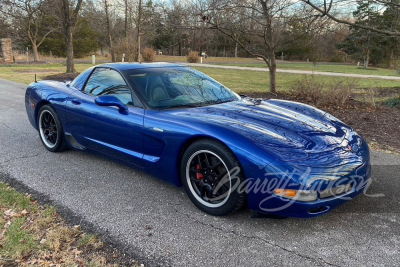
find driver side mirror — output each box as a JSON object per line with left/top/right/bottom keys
{"left": 95, "top": 95, "right": 128, "bottom": 114}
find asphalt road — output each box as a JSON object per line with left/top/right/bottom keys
{"left": 0, "top": 78, "right": 399, "bottom": 266}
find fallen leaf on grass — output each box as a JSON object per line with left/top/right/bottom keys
{"left": 3, "top": 209, "right": 29, "bottom": 218}
{"left": 40, "top": 253, "right": 52, "bottom": 261}
{"left": 3, "top": 209, "right": 17, "bottom": 217}
{"left": 27, "top": 259, "right": 38, "bottom": 265}
{"left": 76, "top": 257, "right": 85, "bottom": 266}
{"left": 0, "top": 220, "right": 11, "bottom": 239}
{"left": 72, "top": 248, "right": 82, "bottom": 256}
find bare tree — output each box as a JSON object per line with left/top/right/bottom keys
{"left": 58, "top": 0, "right": 83, "bottom": 73}
{"left": 124, "top": 0, "right": 129, "bottom": 38}
{"left": 301, "top": 0, "right": 400, "bottom": 36}
{"left": 137, "top": 0, "right": 142, "bottom": 62}
{"left": 0, "top": 0, "right": 57, "bottom": 62}
{"left": 0, "top": 14, "right": 13, "bottom": 38}
{"left": 104, "top": 0, "right": 115, "bottom": 62}
{"left": 203, "top": 0, "right": 318, "bottom": 93}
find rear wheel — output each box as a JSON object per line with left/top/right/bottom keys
{"left": 38, "top": 105, "right": 67, "bottom": 152}
{"left": 181, "top": 140, "right": 246, "bottom": 216}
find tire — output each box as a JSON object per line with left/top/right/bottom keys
{"left": 181, "top": 139, "right": 246, "bottom": 216}
{"left": 38, "top": 105, "right": 67, "bottom": 152}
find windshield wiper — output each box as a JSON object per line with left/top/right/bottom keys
{"left": 164, "top": 103, "right": 206, "bottom": 109}
{"left": 213, "top": 98, "right": 235, "bottom": 105}
{"left": 164, "top": 99, "right": 235, "bottom": 110}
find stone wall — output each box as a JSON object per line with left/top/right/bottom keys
{"left": 0, "top": 38, "right": 14, "bottom": 63}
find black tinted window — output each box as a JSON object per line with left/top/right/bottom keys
{"left": 84, "top": 68, "right": 133, "bottom": 106}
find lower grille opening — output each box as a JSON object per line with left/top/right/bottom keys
{"left": 308, "top": 206, "right": 329, "bottom": 214}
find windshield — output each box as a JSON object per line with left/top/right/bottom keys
{"left": 124, "top": 67, "right": 240, "bottom": 109}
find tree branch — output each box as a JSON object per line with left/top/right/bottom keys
{"left": 209, "top": 21, "right": 271, "bottom": 69}
{"left": 37, "top": 28, "right": 58, "bottom": 47}
{"left": 302, "top": 0, "right": 400, "bottom": 36}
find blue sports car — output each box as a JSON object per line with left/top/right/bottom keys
{"left": 25, "top": 63, "right": 371, "bottom": 218}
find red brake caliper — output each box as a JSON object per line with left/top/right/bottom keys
{"left": 196, "top": 164, "right": 203, "bottom": 180}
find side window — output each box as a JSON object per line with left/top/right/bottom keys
{"left": 70, "top": 67, "right": 94, "bottom": 90}
{"left": 84, "top": 68, "right": 134, "bottom": 106}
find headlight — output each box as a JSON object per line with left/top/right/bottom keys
{"left": 274, "top": 189, "right": 318, "bottom": 202}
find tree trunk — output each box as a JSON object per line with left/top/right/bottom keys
{"left": 32, "top": 43, "right": 39, "bottom": 62}
{"left": 61, "top": 0, "right": 82, "bottom": 74}
{"left": 364, "top": 52, "right": 369, "bottom": 69}
{"left": 108, "top": 35, "right": 115, "bottom": 62}
{"left": 124, "top": 0, "right": 128, "bottom": 38}
{"left": 137, "top": 0, "right": 142, "bottom": 62}
{"left": 234, "top": 43, "right": 238, "bottom": 58}
{"left": 104, "top": 0, "right": 115, "bottom": 62}
{"left": 389, "top": 48, "right": 394, "bottom": 68}
{"left": 109, "top": 37, "right": 115, "bottom": 62}
{"left": 66, "top": 27, "right": 75, "bottom": 73}
{"left": 62, "top": 0, "right": 74, "bottom": 73}
{"left": 27, "top": 30, "right": 39, "bottom": 62}
{"left": 269, "top": 53, "right": 277, "bottom": 94}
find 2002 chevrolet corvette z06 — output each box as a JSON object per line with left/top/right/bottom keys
{"left": 25, "top": 63, "right": 371, "bottom": 218}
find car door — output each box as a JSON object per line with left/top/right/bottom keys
{"left": 64, "top": 67, "right": 145, "bottom": 167}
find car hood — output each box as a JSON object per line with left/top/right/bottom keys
{"left": 170, "top": 99, "right": 363, "bottom": 167}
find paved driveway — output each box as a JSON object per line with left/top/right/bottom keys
{"left": 0, "top": 78, "right": 399, "bottom": 266}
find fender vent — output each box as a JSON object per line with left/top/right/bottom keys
{"left": 65, "top": 133, "right": 85, "bottom": 150}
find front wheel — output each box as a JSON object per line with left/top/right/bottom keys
{"left": 181, "top": 140, "right": 246, "bottom": 216}
{"left": 38, "top": 105, "right": 67, "bottom": 152}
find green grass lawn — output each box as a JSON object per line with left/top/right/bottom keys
{"left": 0, "top": 63, "right": 92, "bottom": 85}
{"left": 0, "top": 63, "right": 398, "bottom": 94}
{"left": 214, "top": 62, "right": 400, "bottom": 77}
{"left": 158, "top": 55, "right": 399, "bottom": 76}
{"left": 194, "top": 67, "right": 400, "bottom": 94}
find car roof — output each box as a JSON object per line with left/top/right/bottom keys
{"left": 97, "top": 62, "right": 186, "bottom": 71}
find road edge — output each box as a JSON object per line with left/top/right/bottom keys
{"left": 0, "top": 171, "right": 172, "bottom": 267}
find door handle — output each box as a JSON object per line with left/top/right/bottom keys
{"left": 71, "top": 99, "right": 81, "bottom": 105}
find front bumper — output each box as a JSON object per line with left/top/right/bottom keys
{"left": 247, "top": 159, "right": 371, "bottom": 218}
